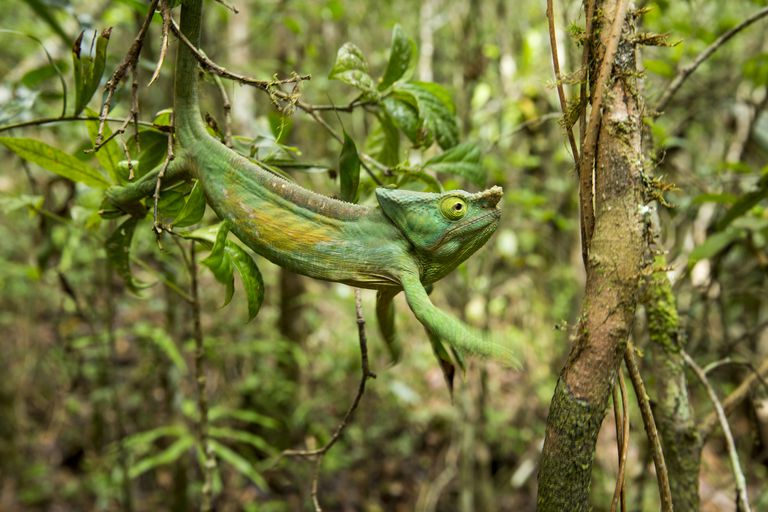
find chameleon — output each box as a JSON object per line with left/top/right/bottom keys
{"left": 106, "top": 0, "right": 516, "bottom": 371}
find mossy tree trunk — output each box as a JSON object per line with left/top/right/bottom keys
{"left": 537, "top": 1, "right": 647, "bottom": 509}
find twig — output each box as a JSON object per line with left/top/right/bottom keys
{"left": 148, "top": 0, "right": 172, "bottom": 87}
{"left": 545, "top": 0, "right": 579, "bottom": 161}
{"left": 579, "top": 0, "right": 596, "bottom": 148}
{"left": 213, "top": 0, "right": 239, "bottom": 14}
{"left": 700, "top": 355, "right": 768, "bottom": 439}
{"left": 683, "top": 350, "right": 751, "bottom": 512}
{"left": 577, "top": 0, "right": 630, "bottom": 262}
{"left": 279, "top": 289, "right": 375, "bottom": 509}
{"left": 211, "top": 74, "right": 233, "bottom": 147}
{"left": 92, "top": 0, "right": 159, "bottom": 149}
{"left": 624, "top": 344, "right": 673, "bottom": 512}
{"left": 654, "top": 7, "right": 768, "bottom": 115}
{"left": 188, "top": 242, "right": 215, "bottom": 512}
{"left": 611, "top": 370, "right": 629, "bottom": 512}
{"left": 0, "top": 115, "right": 154, "bottom": 134}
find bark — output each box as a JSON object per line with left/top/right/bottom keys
{"left": 537, "top": 2, "right": 647, "bottom": 509}
{"left": 646, "top": 257, "right": 702, "bottom": 512}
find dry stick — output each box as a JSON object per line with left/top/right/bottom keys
{"left": 577, "top": 0, "right": 630, "bottom": 262}
{"left": 93, "top": 0, "right": 159, "bottom": 149}
{"left": 579, "top": 0, "right": 596, "bottom": 149}
{"left": 211, "top": 74, "right": 233, "bottom": 147}
{"left": 281, "top": 289, "right": 375, "bottom": 510}
{"left": 189, "top": 242, "right": 215, "bottom": 512}
{"left": 610, "top": 370, "right": 629, "bottom": 512}
{"left": 700, "top": 356, "right": 768, "bottom": 439}
{"left": 654, "top": 6, "right": 768, "bottom": 115}
{"left": 545, "top": 0, "right": 579, "bottom": 161}
{"left": 624, "top": 344, "right": 673, "bottom": 512}
{"left": 682, "top": 351, "right": 752, "bottom": 512}
{"left": 148, "top": 0, "right": 172, "bottom": 87}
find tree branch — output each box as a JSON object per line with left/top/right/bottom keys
{"left": 654, "top": 6, "right": 768, "bottom": 115}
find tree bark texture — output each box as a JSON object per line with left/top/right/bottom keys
{"left": 646, "top": 256, "right": 702, "bottom": 512}
{"left": 537, "top": 2, "right": 647, "bottom": 509}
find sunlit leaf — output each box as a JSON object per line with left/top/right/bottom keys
{"left": 202, "top": 222, "right": 235, "bottom": 306}
{"left": 688, "top": 229, "right": 741, "bottom": 267}
{"left": 423, "top": 142, "right": 485, "bottom": 186}
{"left": 0, "top": 137, "right": 109, "bottom": 188}
{"left": 329, "top": 42, "right": 378, "bottom": 98}
{"left": 339, "top": 131, "right": 360, "bottom": 203}
{"left": 379, "top": 24, "right": 415, "bottom": 90}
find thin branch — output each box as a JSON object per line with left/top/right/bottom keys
{"left": 545, "top": 0, "right": 579, "bottom": 161}
{"left": 212, "top": 74, "right": 233, "bottom": 147}
{"left": 0, "top": 115, "right": 154, "bottom": 134}
{"left": 654, "top": 7, "right": 768, "bottom": 115}
{"left": 700, "top": 355, "right": 768, "bottom": 439}
{"left": 577, "top": 0, "right": 630, "bottom": 262}
{"left": 624, "top": 344, "right": 673, "bottom": 512}
{"left": 579, "top": 0, "right": 596, "bottom": 148}
{"left": 189, "top": 242, "right": 215, "bottom": 512}
{"left": 611, "top": 370, "right": 629, "bottom": 512}
{"left": 683, "top": 350, "right": 751, "bottom": 512}
{"left": 148, "top": 0, "right": 172, "bottom": 87}
{"left": 93, "top": 0, "right": 159, "bottom": 149}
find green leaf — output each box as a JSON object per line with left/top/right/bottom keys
{"left": 21, "top": 0, "right": 70, "bottom": 46}
{"left": 688, "top": 229, "right": 740, "bottom": 267}
{"left": 202, "top": 223, "right": 235, "bottom": 306}
{"left": 329, "top": 42, "right": 378, "bottom": 98}
{"left": 379, "top": 24, "right": 415, "bottom": 90}
{"left": 209, "top": 440, "right": 267, "bottom": 489}
{"left": 173, "top": 180, "right": 206, "bottom": 228}
{"left": 366, "top": 112, "right": 400, "bottom": 166}
{"left": 715, "top": 175, "right": 768, "bottom": 230}
{"left": 133, "top": 323, "right": 187, "bottom": 373}
{"left": 209, "top": 426, "right": 275, "bottom": 454}
{"left": 0, "top": 194, "right": 44, "bottom": 215}
{"left": 225, "top": 242, "right": 264, "bottom": 321}
{"left": 133, "top": 129, "right": 169, "bottom": 178}
{"left": 72, "top": 28, "right": 111, "bottom": 116}
{"left": 423, "top": 142, "right": 485, "bottom": 186}
{"left": 339, "top": 131, "right": 361, "bottom": 203}
{"left": 86, "top": 110, "right": 125, "bottom": 184}
{"left": 106, "top": 216, "right": 147, "bottom": 292}
{"left": 0, "top": 137, "right": 109, "bottom": 188}
{"left": 395, "top": 82, "right": 459, "bottom": 149}
{"left": 382, "top": 97, "right": 420, "bottom": 145}
{"left": 208, "top": 407, "right": 278, "bottom": 429}
{"left": 129, "top": 435, "right": 194, "bottom": 479}
{"left": 124, "top": 424, "right": 187, "bottom": 451}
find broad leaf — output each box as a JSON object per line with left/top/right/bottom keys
{"left": 202, "top": 223, "right": 235, "bottom": 306}
{"left": 395, "top": 82, "right": 459, "bottom": 150}
{"left": 423, "top": 142, "right": 485, "bottom": 186}
{"left": 379, "top": 25, "right": 415, "bottom": 90}
{"left": 339, "top": 131, "right": 360, "bottom": 203}
{"left": 173, "top": 180, "right": 206, "bottom": 228}
{"left": 225, "top": 242, "right": 264, "bottom": 321}
{"left": 0, "top": 137, "right": 109, "bottom": 188}
{"left": 715, "top": 175, "right": 768, "bottom": 230}
{"left": 366, "top": 112, "right": 400, "bottom": 166}
{"left": 382, "top": 96, "right": 420, "bottom": 145}
{"left": 329, "top": 42, "right": 378, "bottom": 98}
{"left": 72, "top": 28, "right": 111, "bottom": 116}
{"left": 209, "top": 440, "right": 267, "bottom": 489}
{"left": 86, "top": 110, "right": 125, "bottom": 184}
{"left": 106, "top": 216, "right": 147, "bottom": 292}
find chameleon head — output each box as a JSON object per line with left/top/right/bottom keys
{"left": 376, "top": 186, "right": 503, "bottom": 266}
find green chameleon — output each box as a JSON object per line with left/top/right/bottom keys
{"left": 107, "top": 0, "right": 516, "bottom": 375}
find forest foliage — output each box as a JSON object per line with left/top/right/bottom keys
{"left": 0, "top": 0, "right": 767, "bottom": 510}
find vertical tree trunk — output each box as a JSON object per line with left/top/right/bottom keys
{"left": 646, "top": 255, "right": 702, "bottom": 511}
{"left": 537, "top": 2, "right": 647, "bottom": 509}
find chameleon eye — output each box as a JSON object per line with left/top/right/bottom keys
{"left": 440, "top": 196, "right": 468, "bottom": 220}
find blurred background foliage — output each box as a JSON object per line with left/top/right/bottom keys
{"left": 0, "top": 0, "right": 766, "bottom": 510}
